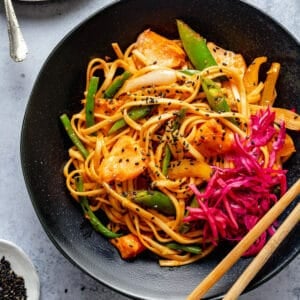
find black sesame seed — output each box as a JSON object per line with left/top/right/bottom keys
{"left": 0, "top": 256, "right": 27, "bottom": 299}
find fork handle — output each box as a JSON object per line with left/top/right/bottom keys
{"left": 4, "top": 0, "right": 28, "bottom": 62}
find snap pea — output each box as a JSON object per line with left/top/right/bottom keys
{"left": 172, "top": 108, "right": 186, "bottom": 132}
{"left": 108, "top": 105, "right": 152, "bottom": 135}
{"left": 162, "top": 144, "right": 171, "bottom": 176}
{"left": 85, "top": 76, "right": 99, "bottom": 128}
{"left": 75, "top": 176, "right": 122, "bottom": 238}
{"left": 180, "top": 196, "right": 199, "bottom": 234}
{"left": 104, "top": 70, "right": 132, "bottom": 99}
{"left": 161, "top": 108, "right": 187, "bottom": 176}
{"left": 60, "top": 113, "right": 89, "bottom": 159}
{"left": 165, "top": 242, "right": 202, "bottom": 254}
{"left": 131, "top": 190, "right": 176, "bottom": 216}
{"left": 180, "top": 69, "right": 201, "bottom": 76}
{"left": 201, "top": 77, "right": 231, "bottom": 113}
{"left": 177, "top": 20, "right": 217, "bottom": 71}
{"left": 189, "top": 195, "right": 199, "bottom": 208}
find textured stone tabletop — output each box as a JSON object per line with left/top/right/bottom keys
{"left": 0, "top": 0, "right": 299, "bottom": 299}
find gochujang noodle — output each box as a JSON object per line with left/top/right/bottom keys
{"left": 60, "top": 20, "right": 299, "bottom": 266}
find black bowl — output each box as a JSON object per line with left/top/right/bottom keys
{"left": 21, "top": 0, "right": 300, "bottom": 299}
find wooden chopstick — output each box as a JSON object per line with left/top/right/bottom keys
{"left": 187, "top": 179, "right": 300, "bottom": 300}
{"left": 223, "top": 202, "right": 300, "bottom": 300}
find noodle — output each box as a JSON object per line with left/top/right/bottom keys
{"left": 61, "top": 24, "right": 298, "bottom": 266}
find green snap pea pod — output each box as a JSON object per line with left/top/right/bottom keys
{"left": 179, "top": 223, "right": 190, "bottom": 234}
{"left": 201, "top": 77, "right": 231, "bottom": 113}
{"left": 60, "top": 114, "right": 89, "bottom": 159}
{"left": 75, "top": 176, "right": 122, "bottom": 238}
{"left": 190, "top": 195, "right": 199, "bottom": 208}
{"left": 104, "top": 71, "right": 132, "bottom": 99}
{"left": 85, "top": 76, "right": 99, "bottom": 128}
{"left": 180, "top": 196, "right": 199, "bottom": 233}
{"left": 108, "top": 105, "right": 152, "bottom": 135}
{"left": 177, "top": 20, "right": 217, "bottom": 71}
{"left": 162, "top": 108, "right": 187, "bottom": 175}
{"left": 131, "top": 190, "right": 176, "bottom": 216}
{"left": 162, "top": 144, "right": 171, "bottom": 176}
{"left": 165, "top": 242, "right": 202, "bottom": 254}
{"left": 172, "top": 108, "right": 186, "bottom": 132}
{"left": 180, "top": 69, "right": 201, "bottom": 76}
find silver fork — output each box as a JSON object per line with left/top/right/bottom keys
{"left": 4, "top": 0, "right": 28, "bottom": 62}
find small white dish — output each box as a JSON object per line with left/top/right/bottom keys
{"left": 0, "top": 239, "right": 40, "bottom": 300}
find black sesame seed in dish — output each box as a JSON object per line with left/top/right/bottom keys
{"left": 0, "top": 240, "right": 40, "bottom": 300}
{"left": 0, "top": 256, "right": 27, "bottom": 300}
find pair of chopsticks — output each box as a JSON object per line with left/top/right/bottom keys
{"left": 187, "top": 178, "right": 300, "bottom": 300}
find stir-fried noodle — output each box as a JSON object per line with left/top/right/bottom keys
{"left": 61, "top": 22, "right": 299, "bottom": 266}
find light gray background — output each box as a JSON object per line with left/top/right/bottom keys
{"left": 0, "top": 0, "right": 299, "bottom": 299}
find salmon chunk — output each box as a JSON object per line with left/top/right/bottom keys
{"left": 191, "top": 119, "right": 234, "bottom": 157}
{"left": 99, "top": 136, "right": 146, "bottom": 182}
{"left": 134, "top": 29, "right": 186, "bottom": 69}
{"left": 207, "top": 42, "right": 246, "bottom": 77}
{"left": 110, "top": 233, "right": 146, "bottom": 259}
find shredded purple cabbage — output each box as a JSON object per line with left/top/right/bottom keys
{"left": 185, "top": 107, "right": 287, "bottom": 256}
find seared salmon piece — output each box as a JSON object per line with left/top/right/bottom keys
{"left": 134, "top": 29, "right": 186, "bottom": 69}
{"left": 207, "top": 42, "right": 246, "bottom": 77}
{"left": 99, "top": 136, "right": 146, "bottom": 182}
{"left": 191, "top": 119, "right": 234, "bottom": 157}
{"left": 110, "top": 233, "right": 146, "bottom": 259}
